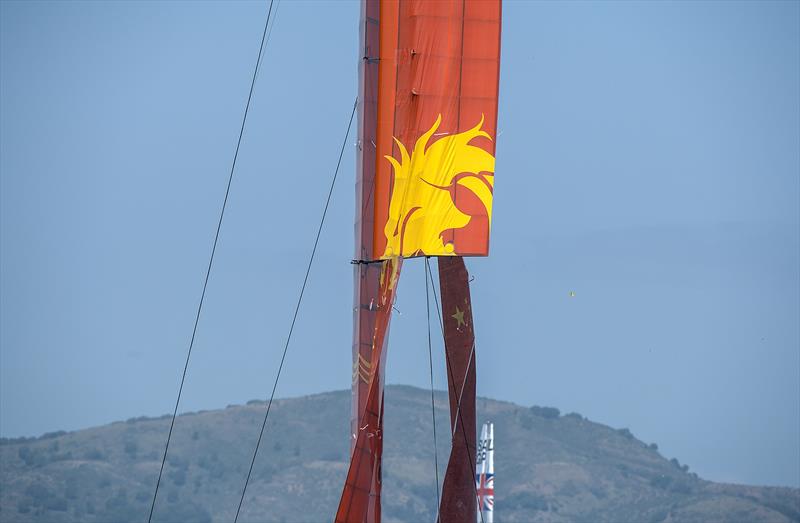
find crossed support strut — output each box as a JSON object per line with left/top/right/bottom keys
{"left": 336, "top": 256, "right": 479, "bottom": 523}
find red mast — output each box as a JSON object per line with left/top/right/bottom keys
{"left": 337, "top": 1, "right": 393, "bottom": 520}
{"left": 338, "top": 2, "right": 501, "bottom": 521}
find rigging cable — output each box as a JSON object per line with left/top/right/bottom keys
{"left": 425, "top": 260, "right": 442, "bottom": 518}
{"left": 147, "top": 2, "right": 276, "bottom": 521}
{"left": 254, "top": 0, "right": 281, "bottom": 84}
{"left": 424, "top": 258, "right": 486, "bottom": 523}
{"left": 233, "top": 98, "right": 359, "bottom": 523}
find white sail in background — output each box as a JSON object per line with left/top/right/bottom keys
{"left": 476, "top": 422, "right": 494, "bottom": 523}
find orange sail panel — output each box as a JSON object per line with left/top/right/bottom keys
{"left": 370, "top": 0, "right": 502, "bottom": 260}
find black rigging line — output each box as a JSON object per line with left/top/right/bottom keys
{"left": 254, "top": 0, "right": 281, "bottom": 84}
{"left": 233, "top": 98, "right": 358, "bottom": 523}
{"left": 425, "top": 261, "right": 442, "bottom": 519}
{"left": 147, "top": 2, "right": 275, "bottom": 522}
{"left": 424, "top": 258, "right": 485, "bottom": 523}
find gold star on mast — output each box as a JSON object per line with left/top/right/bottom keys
{"left": 451, "top": 306, "right": 466, "bottom": 328}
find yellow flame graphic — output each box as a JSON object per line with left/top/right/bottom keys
{"left": 382, "top": 115, "right": 495, "bottom": 258}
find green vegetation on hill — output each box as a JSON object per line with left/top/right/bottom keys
{"left": 1, "top": 386, "right": 798, "bottom": 522}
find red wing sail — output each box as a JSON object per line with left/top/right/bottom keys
{"left": 438, "top": 257, "right": 478, "bottom": 523}
{"left": 341, "top": 1, "right": 501, "bottom": 521}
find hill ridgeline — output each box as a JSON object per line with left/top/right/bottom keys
{"left": 1, "top": 385, "right": 798, "bottom": 522}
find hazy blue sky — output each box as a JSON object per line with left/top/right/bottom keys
{"left": 1, "top": 0, "right": 798, "bottom": 489}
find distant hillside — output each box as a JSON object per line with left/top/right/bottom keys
{"left": 1, "top": 385, "right": 798, "bottom": 522}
